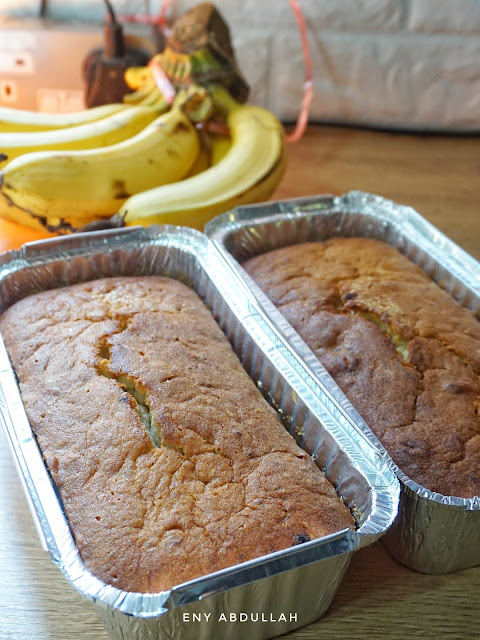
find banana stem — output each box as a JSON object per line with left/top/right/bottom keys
{"left": 208, "top": 84, "right": 241, "bottom": 116}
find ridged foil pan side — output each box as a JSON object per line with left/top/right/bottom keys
{"left": 0, "top": 225, "right": 398, "bottom": 640}
{"left": 206, "top": 190, "right": 480, "bottom": 574}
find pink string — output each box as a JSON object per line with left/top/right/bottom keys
{"left": 285, "top": 0, "right": 314, "bottom": 143}
{"left": 148, "top": 58, "right": 176, "bottom": 105}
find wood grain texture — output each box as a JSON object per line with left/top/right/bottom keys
{"left": 276, "top": 126, "right": 480, "bottom": 261}
{"left": 1, "top": 124, "right": 479, "bottom": 639}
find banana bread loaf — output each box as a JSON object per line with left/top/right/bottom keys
{"left": 244, "top": 237, "right": 480, "bottom": 499}
{"left": 0, "top": 276, "right": 354, "bottom": 593}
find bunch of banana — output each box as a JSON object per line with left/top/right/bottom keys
{"left": 0, "top": 107, "right": 199, "bottom": 233}
{"left": 0, "top": 102, "right": 130, "bottom": 133}
{"left": 0, "top": 105, "right": 159, "bottom": 167}
{"left": 0, "top": 4, "right": 286, "bottom": 235}
{"left": 0, "top": 84, "right": 284, "bottom": 233}
{"left": 117, "top": 84, "right": 286, "bottom": 230}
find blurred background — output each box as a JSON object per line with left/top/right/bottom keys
{"left": 0, "top": 0, "right": 479, "bottom": 131}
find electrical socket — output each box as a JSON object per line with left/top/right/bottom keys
{"left": 0, "top": 18, "right": 154, "bottom": 112}
{"left": 0, "top": 51, "right": 34, "bottom": 75}
{"left": 0, "top": 79, "right": 18, "bottom": 103}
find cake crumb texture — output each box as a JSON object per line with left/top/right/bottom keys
{"left": 244, "top": 238, "right": 480, "bottom": 498}
{"left": 0, "top": 276, "right": 354, "bottom": 593}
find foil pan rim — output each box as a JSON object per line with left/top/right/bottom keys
{"left": 0, "top": 224, "right": 398, "bottom": 617}
{"left": 206, "top": 190, "right": 480, "bottom": 298}
{"left": 205, "top": 191, "right": 480, "bottom": 512}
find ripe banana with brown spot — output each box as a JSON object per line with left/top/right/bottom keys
{"left": 0, "top": 105, "right": 160, "bottom": 167}
{"left": 117, "top": 87, "right": 286, "bottom": 230}
{"left": 0, "top": 108, "right": 200, "bottom": 233}
{"left": 124, "top": 65, "right": 152, "bottom": 90}
{"left": 0, "top": 102, "right": 130, "bottom": 133}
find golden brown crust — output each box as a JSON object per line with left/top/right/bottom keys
{"left": 0, "top": 276, "right": 354, "bottom": 593}
{"left": 244, "top": 238, "right": 480, "bottom": 498}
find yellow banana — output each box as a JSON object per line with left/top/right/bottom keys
{"left": 123, "top": 78, "right": 157, "bottom": 104}
{"left": 118, "top": 87, "right": 286, "bottom": 230}
{"left": 184, "top": 144, "right": 210, "bottom": 177}
{"left": 149, "top": 93, "right": 170, "bottom": 112}
{"left": 184, "top": 131, "right": 231, "bottom": 178}
{"left": 0, "top": 105, "right": 160, "bottom": 167}
{"left": 0, "top": 108, "right": 200, "bottom": 233}
{"left": 124, "top": 65, "right": 152, "bottom": 90}
{"left": 137, "top": 86, "right": 168, "bottom": 109}
{"left": 210, "top": 132, "right": 231, "bottom": 165}
{"left": 0, "top": 103, "right": 130, "bottom": 133}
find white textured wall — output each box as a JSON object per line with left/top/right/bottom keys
{"left": 1, "top": 0, "right": 479, "bottom": 130}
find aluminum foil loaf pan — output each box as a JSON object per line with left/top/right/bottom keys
{"left": 205, "top": 190, "right": 480, "bottom": 575}
{"left": 0, "top": 226, "right": 398, "bottom": 640}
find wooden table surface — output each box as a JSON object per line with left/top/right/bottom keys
{"left": 0, "top": 124, "right": 479, "bottom": 639}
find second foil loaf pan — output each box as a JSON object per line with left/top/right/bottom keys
{"left": 206, "top": 190, "right": 480, "bottom": 575}
{"left": 0, "top": 225, "right": 398, "bottom": 640}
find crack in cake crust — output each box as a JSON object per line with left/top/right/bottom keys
{"left": 95, "top": 329, "right": 165, "bottom": 450}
